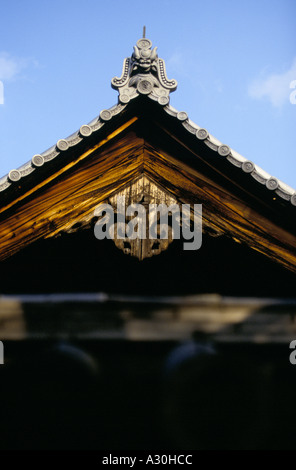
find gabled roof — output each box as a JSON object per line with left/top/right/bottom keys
{"left": 0, "top": 36, "right": 296, "bottom": 271}
{"left": 2, "top": 96, "right": 296, "bottom": 204}
{"left": 1, "top": 36, "right": 295, "bottom": 205}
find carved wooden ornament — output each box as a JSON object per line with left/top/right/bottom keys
{"left": 108, "top": 176, "right": 178, "bottom": 261}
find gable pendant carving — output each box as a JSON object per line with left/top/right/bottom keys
{"left": 108, "top": 176, "right": 178, "bottom": 261}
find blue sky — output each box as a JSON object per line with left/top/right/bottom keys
{"left": 0, "top": 0, "right": 295, "bottom": 187}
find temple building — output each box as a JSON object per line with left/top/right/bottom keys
{"left": 0, "top": 34, "right": 296, "bottom": 450}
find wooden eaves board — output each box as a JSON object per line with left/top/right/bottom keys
{"left": 0, "top": 112, "right": 295, "bottom": 272}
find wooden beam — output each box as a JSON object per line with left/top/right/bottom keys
{"left": 0, "top": 294, "right": 295, "bottom": 343}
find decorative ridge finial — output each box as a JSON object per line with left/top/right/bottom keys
{"left": 111, "top": 35, "right": 177, "bottom": 106}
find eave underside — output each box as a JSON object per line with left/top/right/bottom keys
{"left": 0, "top": 117, "right": 295, "bottom": 272}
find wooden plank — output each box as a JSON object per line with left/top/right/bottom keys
{"left": 143, "top": 145, "right": 296, "bottom": 271}
{"left": 0, "top": 133, "right": 145, "bottom": 259}
{"left": 0, "top": 117, "right": 138, "bottom": 217}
